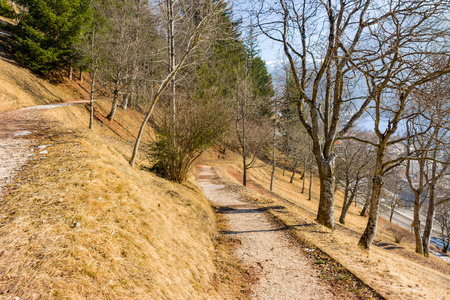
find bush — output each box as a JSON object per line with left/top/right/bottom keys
{"left": 148, "top": 97, "right": 230, "bottom": 183}
{"left": 387, "top": 225, "right": 409, "bottom": 244}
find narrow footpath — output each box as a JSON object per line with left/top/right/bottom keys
{"left": 0, "top": 109, "right": 43, "bottom": 196}
{"left": 0, "top": 102, "right": 88, "bottom": 197}
{"left": 197, "top": 165, "right": 337, "bottom": 300}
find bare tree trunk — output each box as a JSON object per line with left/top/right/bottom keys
{"left": 358, "top": 176, "right": 383, "bottom": 250}
{"left": 89, "top": 67, "right": 97, "bottom": 130}
{"left": 301, "top": 156, "right": 306, "bottom": 193}
{"left": 413, "top": 198, "right": 424, "bottom": 255}
{"left": 124, "top": 78, "right": 136, "bottom": 110}
{"left": 316, "top": 159, "right": 335, "bottom": 229}
{"left": 389, "top": 203, "right": 397, "bottom": 223}
{"left": 308, "top": 167, "right": 313, "bottom": 200}
{"left": 122, "top": 92, "right": 130, "bottom": 111}
{"left": 359, "top": 146, "right": 385, "bottom": 249}
{"left": 167, "top": 0, "right": 176, "bottom": 126}
{"left": 422, "top": 187, "right": 435, "bottom": 257}
{"left": 339, "top": 180, "right": 350, "bottom": 224}
{"left": 290, "top": 160, "right": 298, "bottom": 183}
{"left": 270, "top": 122, "right": 276, "bottom": 191}
{"left": 339, "top": 184, "right": 359, "bottom": 225}
{"left": 443, "top": 226, "right": 449, "bottom": 253}
{"left": 130, "top": 90, "right": 155, "bottom": 166}
{"left": 107, "top": 80, "right": 120, "bottom": 121}
{"left": 243, "top": 155, "right": 247, "bottom": 186}
{"left": 341, "top": 187, "right": 358, "bottom": 224}
{"left": 342, "top": 182, "right": 350, "bottom": 210}
{"left": 360, "top": 193, "right": 370, "bottom": 217}
{"left": 422, "top": 152, "right": 444, "bottom": 257}
{"left": 122, "top": 78, "right": 133, "bottom": 111}
{"left": 241, "top": 90, "right": 248, "bottom": 187}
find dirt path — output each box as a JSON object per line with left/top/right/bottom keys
{"left": 0, "top": 102, "right": 88, "bottom": 197}
{"left": 0, "top": 109, "right": 44, "bottom": 196}
{"left": 197, "top": 165, "right": 337, "bottom": 300}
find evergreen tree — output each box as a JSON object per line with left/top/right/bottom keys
{"left": 9, "top": 0, "right": 92, "bottom": 73}
{"left": 193, "top": 4, "right": 247, "bottom": 100}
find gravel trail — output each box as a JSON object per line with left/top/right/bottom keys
{"left": 197, "top": 165, "right": 335, "bottom": 300}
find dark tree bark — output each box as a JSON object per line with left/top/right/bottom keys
{"left": 290, "top": 160, "right": 298, "bottom": 183}
{"left": 358, "top": 175, "right": 383, "bottom": 250}
{"left": 339, "top": 177, "right": 360, "bottom": 225}
{"left": 107, "top": 80, "right": 120, "bottom": 121}
{"left": 308, "top": 167, "right": 313, "bottom": 200}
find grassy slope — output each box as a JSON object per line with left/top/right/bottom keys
{"left": 0, "top": 46, "right": 85, "bottom": 112}
{"left": 0, "top": 44, "right": 242, "bottom": 299}
{"left": 199, "top": 151, "right": 450, "bottom": 300}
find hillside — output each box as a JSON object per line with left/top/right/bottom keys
{"left": 0, "top": 43, "right": 245, "bottom": 299}
{"left": 1, "top": 26, "right": 450, "bottom": 300}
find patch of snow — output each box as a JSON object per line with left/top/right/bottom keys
{"left": 38, "top": 145, "right": 46, "bottom": 150}
{"left": 39, "top": 150, "right": 48, "bottom": 155}
{"left": 430, "top": 250, "right": 450, "bottom": 263}
{"left": 13, "top": 131, "right": 32, "bottom": 136}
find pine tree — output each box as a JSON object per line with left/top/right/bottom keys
{"left": 9, "top": 0, "right": 92, "bottom": 73}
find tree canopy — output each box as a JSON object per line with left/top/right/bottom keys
{"left": 9, "top": 0, "right": 92, "bottom": 73}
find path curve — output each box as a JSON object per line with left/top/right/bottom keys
{"left": 0, "top": 101, "right": 89, "bottom": 196}
{"left": 197, "top": 165, "right": 335, "bottom": 300}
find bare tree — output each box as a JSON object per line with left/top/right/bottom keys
{"left": 380, "top": 171, "right": 405, "bottom": 223}
{"left": 436, "top": 201, "right": 450, "bottom": 253}
{"left": 130, "top": 0, "right": 225, "bottom": 166}
{"left": 270, "top": 115, "right": 278, "bottom": 191}
{"left": 405, "top": 69, "right": 450, "bottom": 256}
{"left": 234, "top": 75, "right": 272, "bottom": 186}
{"left": 77, "top": 0, "right": 103, "bottom": 129}
{"left": 256, "top": 0, "right": 383, "bottom": 229}
{"left": 352, "top": 0, "right": 450, "bottom": 250}
{"left": 335, "top": 134, "right": 374, "bottom": 224}
{"left": 103, "top": 1, "right": 137, "bottom": 121}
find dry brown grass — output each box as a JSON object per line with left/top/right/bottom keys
{"left": 0, "top": 44, "right": 86, "bottom": 112}
{"left": 0, "top": 44, "right": 243, "bottom": 298}
{"left": 0, "top": 102, "right": 230, "bottom": 299}
{"left": 199, "top": 150, "right": 450, "bottom": 300}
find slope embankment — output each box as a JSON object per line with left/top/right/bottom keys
{"left": 0, "top": 44, "right": 241, "bottom": 299}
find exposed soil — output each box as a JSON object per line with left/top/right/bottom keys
{"left": 0, "top": 103, "right": 91, "bottom": 198}
{"left": 197, "top": 165, "right": 363, "bottom": 299}
{"left": 0, "top": 109, "right": 47, "bottom": 197}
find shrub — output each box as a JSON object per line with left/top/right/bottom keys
{"left": 148, "top": 97, "right": 230, "bottom": 183}
{"left": 387, "top": 225, "right": 409, "bottom": 244}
